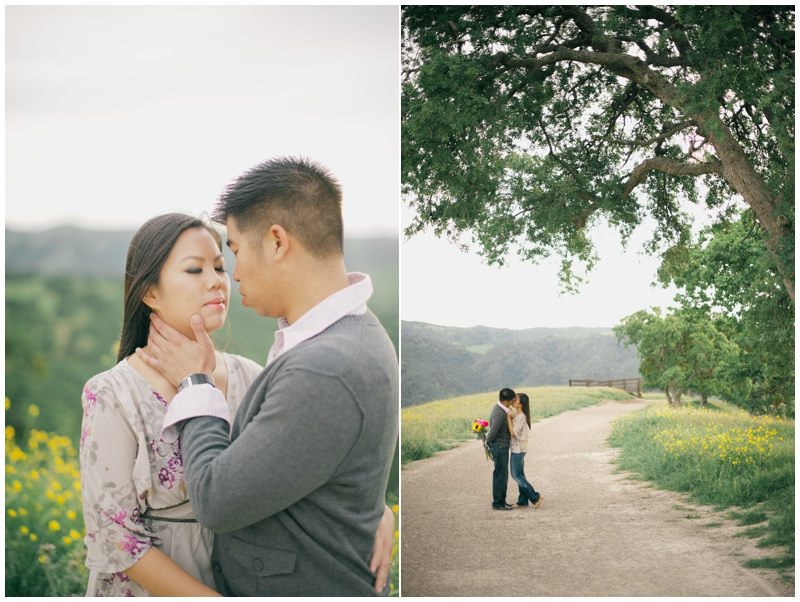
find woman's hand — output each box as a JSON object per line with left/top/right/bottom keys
{"left": 370, "top": 504, "right": 395, "bottom": 594}
{"left": 136, "top": 313, "right": 216, "bottom": 388}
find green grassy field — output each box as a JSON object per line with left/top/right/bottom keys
{"left": 401, "top": 386, "right": 634, "bottom": 464}
{"left": 609, "top": 401, "right": 794, "bottom": 580}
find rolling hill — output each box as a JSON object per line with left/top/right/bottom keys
{"left": 401, "top": 320, "right": 640, "bottom": 407}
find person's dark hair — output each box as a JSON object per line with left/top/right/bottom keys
{"left": 117, "top": 213, "right": 222, "bottom": 362}
{"left": 212, "top": 156, "right": 344, "bottom": 258}
{"left": 499, "top": 388, "right": 516, "bottom": 403}
{"left": 518, "top": 393, "right": 531, "bottom": 428}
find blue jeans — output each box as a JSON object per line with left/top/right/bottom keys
{"left": 510, "top": 452, "right": 540, "bottom": 506}
{"left": 489, "top": 444, "right": 509, "bottom": 507}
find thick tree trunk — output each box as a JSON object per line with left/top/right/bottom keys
{"left": 516, "top": 47, "right": 797, "bottom": 304}
{"left": 669, "top": 384, "right": 683, "bottom": 409}
{"left": 688, "top": 112, "right": 795, "bottom": 304}
{"left": 628, "top": 57, "right": 794, "bottom": 304}
{"left": 700, "top": 394, "right": 708, "bottom": 409}
{"left": 664, "top": 387, "right": 673, "bottom": 408}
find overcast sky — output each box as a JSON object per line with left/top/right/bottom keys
{"left": 6, "top": 6, "right": 399, "bottom": 237}
{"left": 401, "top": 201, "right": 724, "bottom": 329}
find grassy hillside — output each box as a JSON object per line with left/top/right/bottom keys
{"left": 401, "top": 321, "right": 639, "bottom": 407}
{"left": 401, "top": 386, "right": 634, "bottom": 464}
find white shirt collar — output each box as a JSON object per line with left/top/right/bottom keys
{"left": 266, "top": 272, "right": 372, "bottom": 366}
{"left": 496, "top": 401, "right": 510, "bottom": 414}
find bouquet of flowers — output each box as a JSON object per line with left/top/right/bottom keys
{"left": 471, "top": 419, "right": 492, "bottom": 460}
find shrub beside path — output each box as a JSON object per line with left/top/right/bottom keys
{"left": 400, "top": 398, "right": 793, "bottom": 596}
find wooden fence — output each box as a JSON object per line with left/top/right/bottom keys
{"left": 569, "top": 378, "right": 642, "bottom": 397}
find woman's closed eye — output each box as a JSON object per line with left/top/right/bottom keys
{"left": 186, "top": 266, "right": 226, "bottom": 274}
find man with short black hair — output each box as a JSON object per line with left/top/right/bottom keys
{"left": 138, "top": 157, "right": 398, "bottom": 596}
{"left": 485, "top": 388, "right": 516, "bottom": 510}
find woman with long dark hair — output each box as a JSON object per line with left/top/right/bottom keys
{"left": 506, "top": 393, "right": 542, "bottom": 509}
{"left": 79, "top": 213, "right": 392, "bottom": 596}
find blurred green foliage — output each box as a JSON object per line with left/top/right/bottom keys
{"left": 5, "top": 268, "right": 399, "bottom": 497}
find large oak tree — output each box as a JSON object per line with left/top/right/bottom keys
{"left": 402, "top": 6, "right": 794, "bottom": 299}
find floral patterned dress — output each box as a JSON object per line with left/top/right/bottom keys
{"left": 80, "top": 354, "right": 262, "bottom": 596}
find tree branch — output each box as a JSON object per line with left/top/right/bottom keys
{"left": 538, "top": 117, "right": 598, "bottom": 229}
{"left": 596, "top": 120, "right": 694, "bottom": 148}
{"left": 622, "top": 157, "right": 723, "bottom": 199}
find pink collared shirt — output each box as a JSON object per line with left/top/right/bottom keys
{"left": 162, "top": 272, "right": 373, "bottom": 438}
{"left": 266, "top": 272, "right": 371, "bottom": 366}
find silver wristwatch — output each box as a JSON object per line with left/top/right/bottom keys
{"left": 177, "top": 373, "right": 216, "bottom": 393}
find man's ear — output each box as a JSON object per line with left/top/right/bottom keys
{"left": 266, "top": 224, "right": 291, "bottom": 262}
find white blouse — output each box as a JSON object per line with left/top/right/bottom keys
{"left": 79, "top": 353, "right": 262, "bottom": 597}
{"left": 510, "top": 412, "right": 530, "bottom": 454}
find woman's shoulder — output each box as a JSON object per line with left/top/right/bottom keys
{"left": 82, "top": 359, "right": 150, "bottom": 408}
{"left": 223, "top": 353, "right": 264, "bottom": 380}
{"left": 82, "top": 360, "right": 130, "bottom": 396}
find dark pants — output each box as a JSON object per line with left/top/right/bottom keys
{"left": 489, "top": 444, "right": 509, "bottom": 507}
{"left": 510, "top": 451, "right": 540, "bottom": 506}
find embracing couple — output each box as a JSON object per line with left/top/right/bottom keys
{"left": 484, "top": 388, "right": 542, "bottom": 511}
{"left": 79, "top": 157, "right": 398, "bottom": 596}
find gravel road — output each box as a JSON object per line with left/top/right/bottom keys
{"left": 400, "top": 398, "right": 793, "bottom": 596}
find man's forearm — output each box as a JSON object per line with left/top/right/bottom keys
{"left": 178, "top": 374, "right": 364, "bottom": 533}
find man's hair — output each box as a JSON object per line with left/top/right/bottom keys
{"left": 499, "top": 388, "right": 516, "bottom": 402}
{"left": 212, "top": 156, "right": 344, "bottom": 258}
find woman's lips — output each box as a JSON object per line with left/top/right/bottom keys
{"left": 204, "top": 299, "right": 225, "bottom": 310}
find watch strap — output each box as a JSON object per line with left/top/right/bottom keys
{"left": 177, "top": 373, "right": 216, "bottom": 393}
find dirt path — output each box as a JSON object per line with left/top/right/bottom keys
{"left": 400, "top": 399, "right": 793, "bottom": 596}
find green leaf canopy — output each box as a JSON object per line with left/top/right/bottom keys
{"left": 402, "top": 6, "right": 794, "bottom": 299}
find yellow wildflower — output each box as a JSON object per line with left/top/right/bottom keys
{"left": 66, "top": 510, "right": 77, "bottom": 520}
{"left": 38, "top": 555, "right": 48, "bottom": 564}
{"left": 30, "top": 469, "right": 39, "bottom": 480}
{"left": 5, "top": 425, "right": 15, "bottom": 439}
{"left": 8, "top": 509, "right": 18, "bottom": 517}
{"left": 48, "top": 520, "right": 60, "bottom": 531}
{"left": 19, "top": 508, "right": 27, "bottom": 516}
{"left": 5, "top": 397, "right": 9, "bottom": 410}
{"left": 20, "top": 526, "right": 29, "bottom": 535}
{"left": 12, "top": 481, "right": 22, "bottom": 492}
{"left": 28, "top": 404, "right": 40, "bottom": 417}
{"left": 29, "top": 533, "right": 37, "bottom": 541}
{"left": 62, "top": 536, "right": 73, "bottom": 545}
{"left": 69, "top": 529, "right": 81, "bottom": 540}
{"left": 51, "top": 480, "right": 62, "bottom": 492}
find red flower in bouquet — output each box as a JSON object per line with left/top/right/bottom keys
{"left": 471, "top": 419, "right": 492, "bottom": 460}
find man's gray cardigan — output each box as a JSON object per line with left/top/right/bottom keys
{"left": 178, "top": 310, "right": 398, "bottom": 596}
{"left": 484, "top": 403, "right": 511, "bottom": 447}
